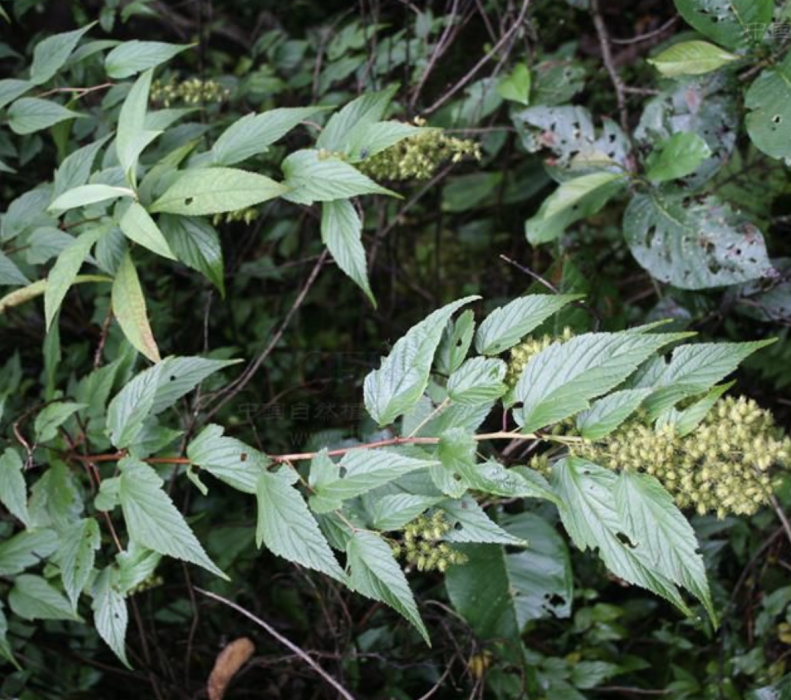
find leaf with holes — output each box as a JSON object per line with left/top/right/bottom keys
{"left": 674, "top": 0, "right": 773, "bottom": 49}
{"left": 745, "top": 54, "right": 791, "bottom": 162}
{"left": 623, "top": 193, "right": 775, "bottom": 289}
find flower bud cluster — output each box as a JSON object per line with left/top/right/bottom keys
{"left": 150, "top": 77, "right": 230, "bottom": 107}
{"left": 392, "top": 511, "right": 468, "bottom": 573}
{"left": 128, "top": 574, "right": 164, "bottom": 595}
{"left": 572, "top": 396, "right": 791, "bottom": 518}
{"left": 358, "top": 118, "right": 481, "bottom": 181}
{"left": 212, "top": 207, "right": 259, "bottom": 226}
{"left": 505, "top": 327, "right": 574, "bottom": 388}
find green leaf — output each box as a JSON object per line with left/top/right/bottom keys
{"left": 30, "top": 23, "right": 95, "bottom": 85}
{"left": 92, "top": 567, "right": 130, "bottom": 667}
{"left": 317, "top": 86, "right": 397, "bottom": 151}
{"left": 105, "top": 40, "right": 191, "bottom": 78}
{"left": 0, "top": 78, "right": 32, "bottom": 110}
{"left": 45, "top": 226, "right": 106, "bottom": 329}
{"left": 211, "top": 106, "right": 331, "bottom": 166}
{"left": 623, "top": 192, "right": 775, "bottom": 289}
{"left": 34, "top": 401, "right": 86, "bottom": 443}
{"left": 342, "top": 120, "right": 422, "bottom": 162}
{"left": 159, "top": 214, "right": 225, "bottom": 295}
{"left": 576, "top": 389, "right": 653, "bottom": 440}
{"left": 745, "top": 54, "right": 791, "bottom": 161}
{"left": 553, "top": 458, "right": 693, "bottom": 615}
{"left": 658, "top": 382, "right": 733, "bottom": 437}
{"left": 648, "top": 41, "right": 739, "bottom": 77}
{"left": 615, "top": 470, "right": 715, "bottom": 623}
{"left": 645, "top": 132, "right": 712, "bottom": 183}
{"left": 445, "top": 512, "right": 572, "bottom": 639}
{"left": 58, "top": 518, "right": 100, "bottom": 609}
{"left": 640, "top": 339, "right": 775, "bottom": 418}
{"left": 119, "top": 457, "right": 226, "bottom": 577}
{"left": 346, "top": 530, "right": 430, "bottom": 644}
{"left": 364, "top": 296, "right": 479, "bottom": 426}
{"left": 0, "top": 448, "right": 30, "bottom": 526}
{"left": 525, "top": 172, "right": 626, "bottom": 244}
{"left": 310, "top": 450, "right": 438, "bottom": 513}
{"left": 116, "top": 69, "right": 159, "bottom": 187}
{"left": 281, "top": 149, "right": 396, "bottom": 205}
{"left": 0, "top": 529, "right": 58, "bottom": 576}
{"left": 112, "top": 252, "right": 160, "bottom": 362}
{"left": 119, "top": 202, "right": 176, "bottom": 260}
{"left": 497, "top": 63, "right": 531, "bottom": 105}
{"left": 463, "top": 460, "right": 559, "bottom": 504}
{"left": 369, "top": 494, "right": 443, "bottom": 531}
{"left": 0, "top": 251, "right": 29, "bottom": 286}
{"left": 674, "top": 0, "right": 773, "bottom": 49}
{"left": 107, "top": 357, "right": 239, "bottom": 448}
{"left": 475, "top": 294, "right": 581, "bottom": 355}
{"left": 9, "top": 574, "right": 80, "bottom": 621}
{"left": 52, "top": 136, "right": 111, "bottom": 200}
{"left": 255, "top": 469, "right": 345, "bottom": 581}
{"left": 515, "top": 331, "right": 690, "bottom": 433}
{"left": 431, "top": 428, "right": 475, "bottom": 498}
{"left": 187, "top": 424, "right": 268, "bottom": 494}
{"left": 321, "top": 199, "right": 375, "bottom": 306}
{"left": 436, "top": 309, "right": 475, "bottom": 376}
{"left": 0, "top": 600, "right": 16, "bottom": 668}
{"left": 447, "top": 357, "right": 506, "bottom": 405}
{"left": 444, "top": 497, "right": 526, "bottom": 546}
{"left": 150, "top": 167, "right": 287, "bottom": 215}
{"left": 117, "top": 542, "right": 161, "bottom": 594}
{"left": 8, "top": 97, "right": 81, "bottom": 135}
{"left": 49, "top": 184, "right": 134, "bottom": 213}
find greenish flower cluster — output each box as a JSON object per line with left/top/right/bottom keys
{"left": 358, "top": 118, "right": 481, "bottom": 181}
{"left": 572, "top": 396, "right": 791, "bottom": 519}
{"left": 150, "top": 77, "right": 230, "bottom": 107}
{"left": 506, "top": 327, "right": 574, "bottom": 388}
{"left": 392, "top": 511, "right": 468, "bottom": 573}
{"left": 128, "top": 574, "right": 164, "bottom": 595}
{"left": 211, "top": 207, "right": 259, "bottom": 226}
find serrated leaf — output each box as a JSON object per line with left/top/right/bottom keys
{"left": 431, "top": 428, "right": 475, "bottom": 498}
{"left": 476, "top": 294, "right": 581, "bottom": 355}
{"left": 658, "top": 382, "right": 733, "bottom": 437}
{"left": 112, "top": 252, "right": 160, "bottom": 362}
{"left": 343, "top": 120, "right": 422, "bottom": 162}
{"left": 623, "top": 193, "right": 775, "bottom": 289}
{"left": 674, "top": 0, "right": 772, "bottom": 49}
{"left": 645, "top": 132, "right": 712, "bottom": 183}
{"left": 59, "top": 518, "right": 100, "bottom": 609}
{"left": 0, "top": 449, "right": 30, "bottom": 526}
{"left": 8, "top": 97, "right": 81, "bottom": 135}
{"left": 119, "top": 458, "right": 226, "bottom": 577}
{"left": 150, "top": 167, "right": 287, "bottom": 215}
{"left": 106, "top": 40, "right": 191, "bottom": 78}
{"left": 346, "top": 530, "right": 430, "bottom": 644}
{"left": 464, "top": 460, "right": 559, "bottom": 503}
{"left": 615, "top": 469, "right": 715, "bottom": 623}
{"left": 159, "top": 214, "right": 225, "bottom": 295}
{"left": 281, "top": 149, "right": 396, "bottom": 205}
{"left": 447, "top": 357, "right": 506, "bottom": 405}
{"left": 92, "top": 567, "right": 130, "bottom": 667}
{"left": 515, "top": 331, "right": 690, "bottom": 433}
{"left": 310, "top": 450, "right": 438, "bottom": 513}
{"left": 0, "top": 529, "right": 58, "bottom": 576}
{"left": 317, "top": 86, "right": 397, "bottom": 151}
{"left": 255, "top": 469, "right": 345, "bottom": 581}
{"left": 552, "top": 457, "right": 692, "bottom": 616}
{"left": 9, "top": 574, "right": 80, "bottom": 621}
{"left": 576, "top": 389, "right": 652, "bottom": 440}
{"left": 49, "top": 184, "right": 134, "bottom": 213}
{"left": 436, "top": 309, "right": 475, "bottom": 375}
{"left": 30, "top": 23, "right": 95, "bottom": 85}
{"left": 364, "top": 296, "right": 479, "bottom": 426}
{"left": 648, "top": 41, "right": 739, "bottom": 77}
{"left": 369, "top": 494, "right": 444, "bottom": 530}
{"left": 187, "top": 423, "right": 268, "bottom": 494}
{"left": 34, "top": 401, "right": 86, "bottom": 442}
{"left": 745, "top": 54, "right": 791, "bottom": 161}
{"left": 525, "top": 172, "right": 626, "bottom": 244}
{"left": 211, "top": 106, "right": 332, "bottom": 166}
{"left": 321, "top": 199, "right": 375, "bottom": 306}
{"left": 443, "top": 497, "right": 526, "bottom": 546}
{"left": 116, "top": 69, "right": 158, "bottom": 187}
{"left": 52, "top": 136, "right": 111, "bottom": 200}
{"left": 119, "top": 202, "right": 176, "bottom": 260}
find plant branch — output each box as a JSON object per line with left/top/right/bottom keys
{"left": 590, "top": 0, "right": 628, "bottom": 132}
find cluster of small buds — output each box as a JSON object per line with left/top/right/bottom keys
{"left": 506, "top": 327, "right": 574, "bottom": 388}
{"left": 572, "top": 396, "right": 791, "bottom": 519}
{"left": 150, "top": 77, "right": 231, "bottom": 107}
{"left": 527, "top": 453, "right": 552, "bottom": 477}
{"left": 358, "top": 117, "right": 481, "bottom": 181}
{"left": 212, "top": 207, "right": 259, "bottom": 226}
{"left": 128, "top": 574, "right": 164, "bottom": 595}
{"left": 391, "top": 511, "right": 468, "bottom": 573}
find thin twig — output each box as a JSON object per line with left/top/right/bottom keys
{"left": 499, "top": 255, "right": 559, "bottom": 294}
{"left": 195, "top": 588, "right": 357, "bottom": 700}
{"left": 590, "top": 0, "right": 628, "bottom": 131}
{"left": 610, "top": 16, "right": 678, "bottom": 45}
{"left": 770, "top": 493, "right": 791, "bottom": 549}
